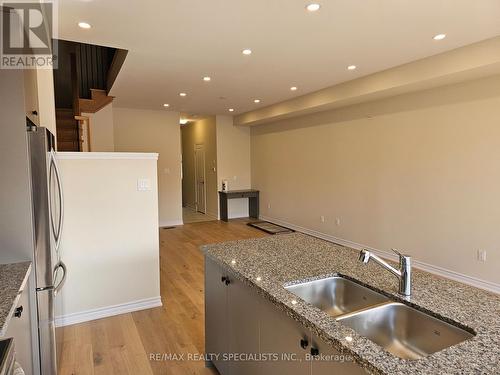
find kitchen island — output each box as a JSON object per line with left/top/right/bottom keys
{"left": 203, "top": 233, "right": 500, "bottom": 374}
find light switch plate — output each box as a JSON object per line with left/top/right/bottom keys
{"left": 137, "top": 178, "right": 151, "bottom": 191}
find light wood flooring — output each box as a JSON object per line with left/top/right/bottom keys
{"left": 56, "top": 219, "right": 267, "bottom": 375}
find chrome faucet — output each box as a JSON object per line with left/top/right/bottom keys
{"left": 358, "top": 248, "right": 412, "bottom": 296}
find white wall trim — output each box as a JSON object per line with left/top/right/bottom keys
{"left": 55, "top": 296, "right": 162, "bottom": 327}
{"left": 160, "top": 220, "right": 184, "bottom": 227}
{"left": 260, "top": 215, "right": 500, "bottom": 294}
{"left": 56, "top": 152, "right": 159, "bottom": 160}
{"left": 228, "top": 213, "right": 248, "bottom": 220}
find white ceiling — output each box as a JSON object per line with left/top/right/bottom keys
{"left": 57, "top": 0, "right": 500, "bottom": 116}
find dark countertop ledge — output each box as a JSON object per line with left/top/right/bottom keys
{"left": 203, "top": 233, "right": 500, "bottom": 375}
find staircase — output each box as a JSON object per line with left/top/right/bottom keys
{"left": 56, "top": 108, "right": 80, "bottom": 151}
{"left": 79, "top": 89, "right": 114, "bottom": 113}
{"left": 53, "top": 40, "right": 127, "bottom": 151}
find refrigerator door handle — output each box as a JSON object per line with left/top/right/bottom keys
{"left": 49, "top": 150, "right": 64, "bottom": 253}
{"left": 53, "top": 261, "right": 67, "bottom": 296}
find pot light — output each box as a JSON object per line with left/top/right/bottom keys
{"left": 203, "top": 76, "right": 211, "bottom": 82}
{"left": 347, "top": 65, "right": 357, "bottom": 70}
{"left": 254, "top": 99, "right": 261, "bottom": 103}
{"left": 179, "top": 119, "right": 188, "bottom": 125}
{"left": 179, "top": 92, "right": 187, "bottom": 97}
{"left": 242, "top": 49, "right": 252, "bottom": 55}
{"left": 78, "top": 22, "right": 91, "bottom": 29}
{"left": 290, "top": 86, "right": 298, "bottom": 91}
{"left": 163, "top": 103, "right": 169, "bottom": 107}
{"left": 433, "top": 33, "right": 446, "bottom": 41}
{"left": 228, "top": 108, "right": 234, "bottom": 112}
{"left": 306, "top": 3, "right": 321, "bottom": 12}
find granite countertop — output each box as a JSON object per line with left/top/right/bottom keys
{"left": 203, "top": 233, "right": 500, "bottom": 375}
{"left": 0, "top": 262, "right": 31, "bottom": 337}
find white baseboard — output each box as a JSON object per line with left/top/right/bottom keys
{"left": 259, "top": 215, "right": 500, "bottom": 294}
{"left": 159, "top": 220, "right": 183, "bottom": 227}
{"left": 55, "top": 296, "right": 163, "bottom": 327}
{"left": 228, "top": 213, "right": 249, "bottom": 219}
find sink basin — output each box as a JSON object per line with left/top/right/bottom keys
{"left": 337, "top": 302, "right": 474, "bottom": 359}
{"left": 284, "top": 276, "right": 390, "bottom": 317}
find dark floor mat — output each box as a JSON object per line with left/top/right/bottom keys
{"left": 247, "top": 221, "right": 295, "bottom": 234}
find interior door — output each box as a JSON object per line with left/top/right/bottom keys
{"left": 194, "top": 144, "right": 206, "bottom": 213}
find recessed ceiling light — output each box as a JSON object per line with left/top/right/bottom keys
{"left": 179, "top": 92, "right": 187, "bottom": 97}
{"left": 347, "top": 65, "right": 357, "bottom": 70}
{"left": 180, "top": 119, "right": 188, "bottom": 125}
{"left": 306, "top": 3, "right": 321, "bottom": 12}
{"left": 242, "top": 49, "right": 252, "bottom": 55}
{"left": 228, "top": 108, "right": 234, "bottom": 112}
{"left": 290, "top": 86, "right": 298, "bottom": 91}
{"left": 254, "top": 99, "right": 261, "bottom": 103}
{"left": 163, "top": 103, "right": 169, "bottom": 107}
{"left": 433, "top": 33, "right": 446, "bottom": 41}
{"left": 78, "top": 22, "right": 91, "bottom": 29}
{"left": 203, "top": 76, "right": 211, "bottom": 82}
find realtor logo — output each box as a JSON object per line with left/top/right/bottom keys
{"left": 1, "top": 1, "right": 58, "bottom": 68}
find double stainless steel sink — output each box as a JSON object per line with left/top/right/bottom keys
{"left": 284, "top": 276, "right": 474, "bottom": 359}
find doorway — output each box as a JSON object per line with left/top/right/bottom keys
{"left": 180, "top": 116, "right": 218, "bottom": 224}
{"left": 194, "top": 144, "right": 206, "bottom": 214}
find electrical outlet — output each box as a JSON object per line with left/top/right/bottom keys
{"left": 320, "top": 215, "right": 325, "bottom": 223}
{"left": 335, "top": 218, "right": 341, "bottom": 226}
{"left": 267, "top": 203, "right": 271, "bottom": 210}
{"left": 477, "top": 250, "right": 487, "bottom": 262}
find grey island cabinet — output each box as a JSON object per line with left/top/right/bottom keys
{"left": 205, "top": 256, "right": 366, "bottom": 375}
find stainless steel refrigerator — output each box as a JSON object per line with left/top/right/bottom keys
{"left": 27, "top": 124, "right": 67, "bottom": 375}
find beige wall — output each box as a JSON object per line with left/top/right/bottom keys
{"left": 83, "top": 102, "right": 115, "bottom": 152}
{"left": 216, "top": 115, "right": 251, "bottom": 218}
{"left": 55, "top": 153, "right": 161, "bottom": 322}
{"left": 251, "top": 74, "right": 500, "bottom": 286}
{"left": 113, "top": 108, "right": 182, "bottom": 226}
{"left": 181, "top": 116, "right": 218, "bottom": 217}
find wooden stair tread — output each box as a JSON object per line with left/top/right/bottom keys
{"left": 56, "top": 107, "right": 79, "bottom": 152}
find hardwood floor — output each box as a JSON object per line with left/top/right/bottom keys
{"left": 57, "top": 219, "right": 267, "bottom": 375}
